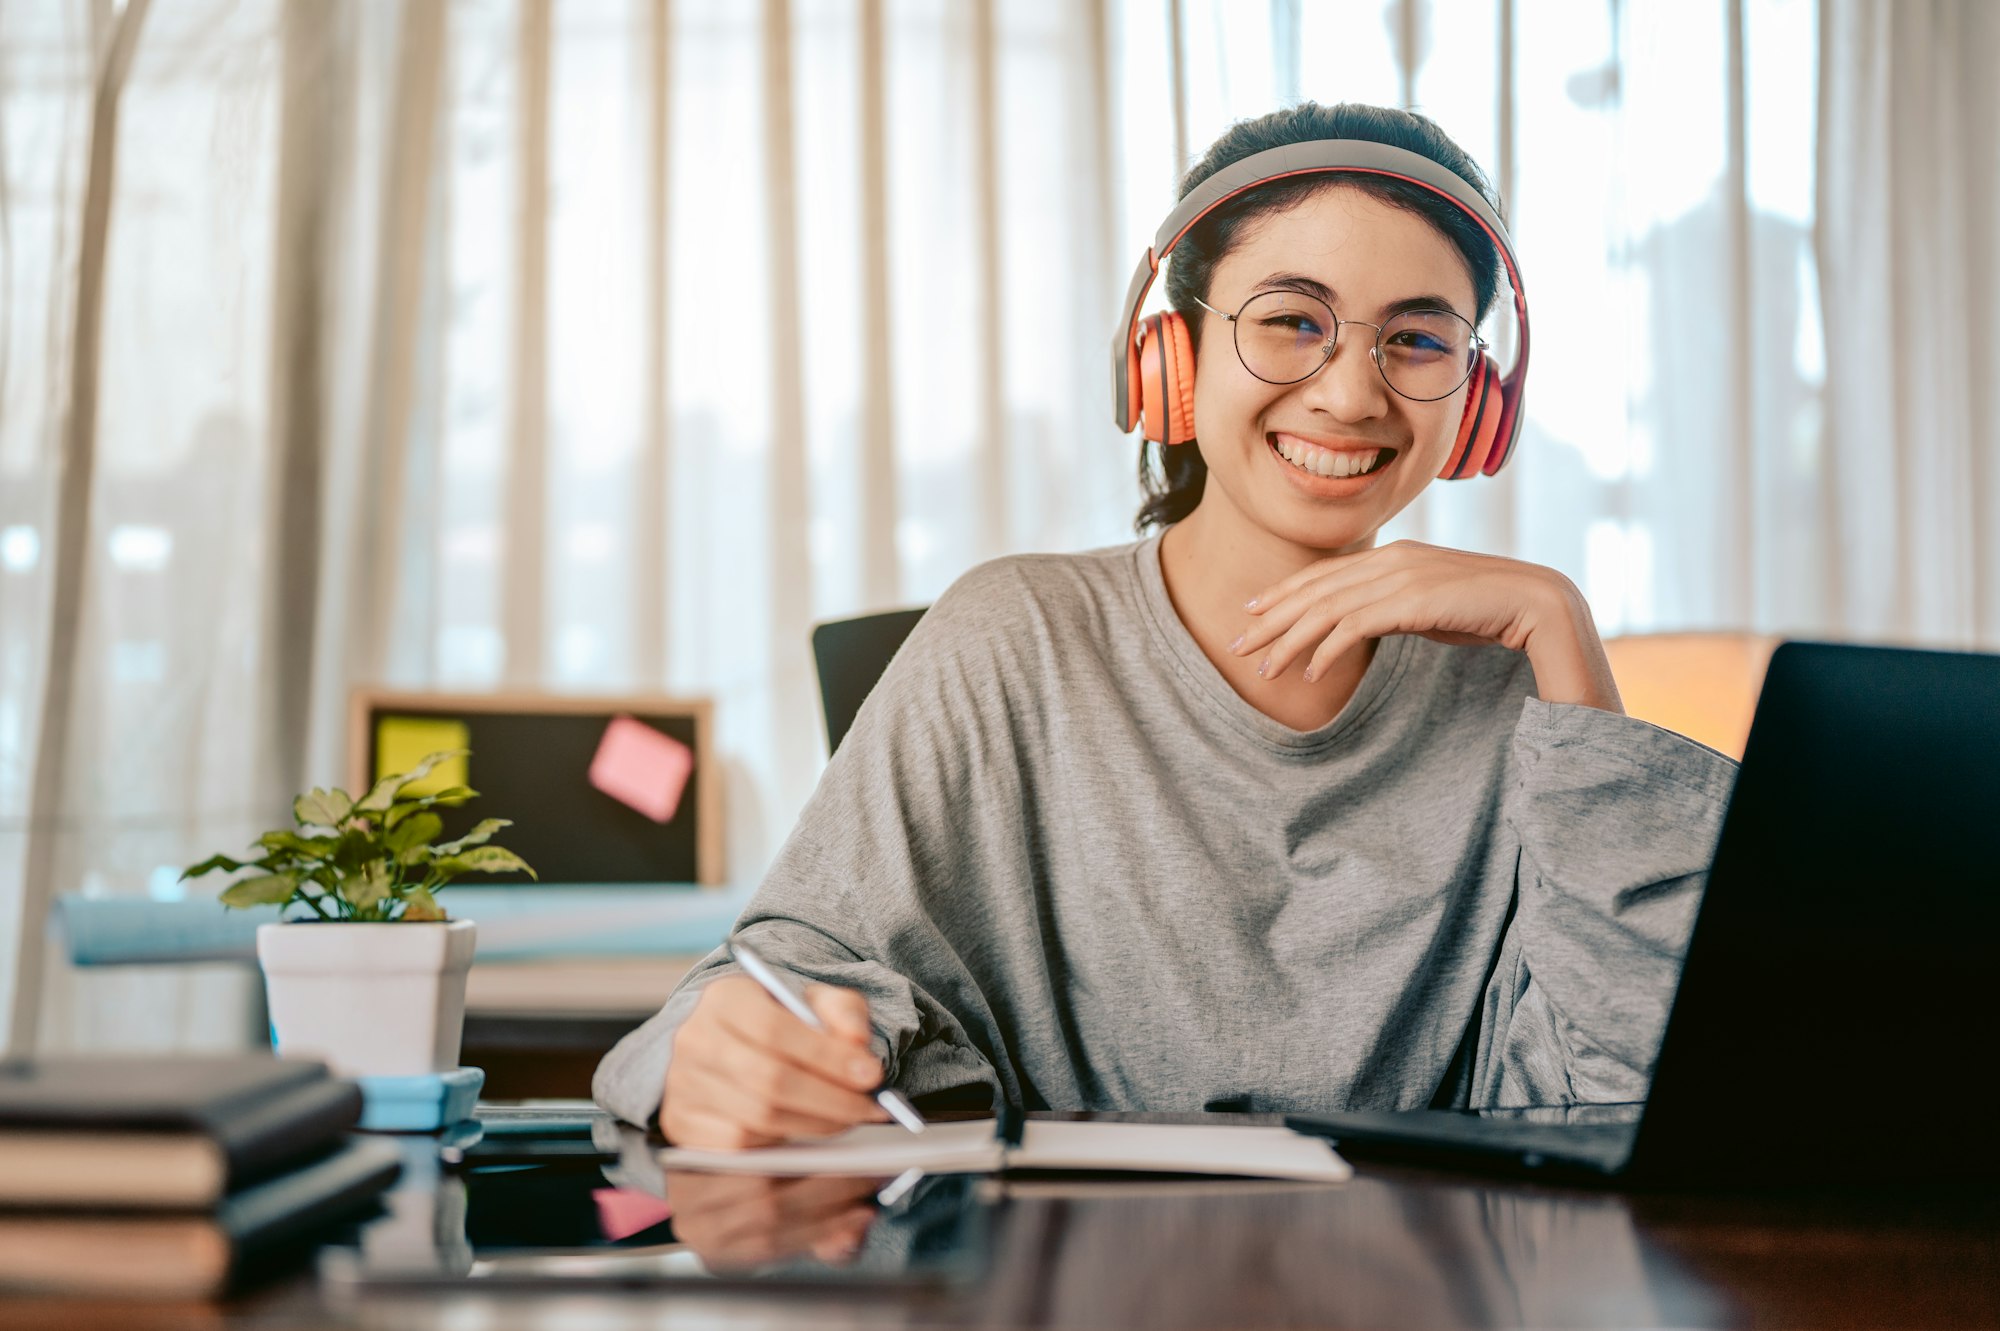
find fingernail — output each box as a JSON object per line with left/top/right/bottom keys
{"left": 1302, "top": 665, "right": 1316, "bottom": 682}
{"left": 1257, "top": 657, "right": 1270, "bottom": 678}
{"left": 1244, "top": 598, "right": 1259, "bottom": 610}
{"left": 1227, "top": 634, "right": 1244, "bottom": 653}
{"left": 850, "top": 1057, "right": 879, "bottom": 1084}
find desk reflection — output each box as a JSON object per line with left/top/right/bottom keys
{"left": 978, "top": 1171, "right": 1731, "bottom": 1329}
{"left": 329, "top": 1123, "right": 1732, "bottom": 1328}
{"left": 662, "top": 1171, "right": 879, "bottom": 1271}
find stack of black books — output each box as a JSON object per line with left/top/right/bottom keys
{"left": 0, "top": 1054, "right": 401, "bottom": 1298}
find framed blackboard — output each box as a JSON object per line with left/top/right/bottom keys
{"left": 348, "top": 691, "right": 723, "bottom": 886}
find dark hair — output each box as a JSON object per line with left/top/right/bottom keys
{"left": 1134, "top": 102, "right": 1505, "bottom": 533}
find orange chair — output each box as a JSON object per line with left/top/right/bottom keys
{"left": 1600, "top": 631, "right": 1780, "bottom": 760}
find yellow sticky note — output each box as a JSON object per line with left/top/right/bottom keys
{"left": 375, "top": 716, "right": 471, "bottom": 796}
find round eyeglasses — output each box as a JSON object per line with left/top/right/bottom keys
{"left": 1191, "top": 289, "right": 1485, "bottom": 403}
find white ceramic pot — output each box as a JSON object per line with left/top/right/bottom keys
{"left": 256, "top": 919, "right": 477, "bottom": 1078}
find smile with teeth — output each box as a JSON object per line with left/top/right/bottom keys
{"left": 1269, "top": 433, "right": 1394, "bottom": 480}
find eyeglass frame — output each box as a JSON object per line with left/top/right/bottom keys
{"left": 1190, "top": 290, "right": 1487, "bottom": 403}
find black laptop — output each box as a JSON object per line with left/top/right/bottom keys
{"left": 1287, "top": 640, "right": 2000, "bottom": 1186}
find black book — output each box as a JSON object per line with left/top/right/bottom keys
{"left": 0, "top": 1054, "right": 362, "bottom": 1208}
{"left": 0, "top": 1134, "right": 402, "bottom": 1298}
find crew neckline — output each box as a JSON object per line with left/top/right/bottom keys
{"left": 1129, "top": 528, "right": 1415, "bottom": 755}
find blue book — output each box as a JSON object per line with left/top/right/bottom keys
{"left": 356, "top": 1068, "right": 485, "bottom": 1133}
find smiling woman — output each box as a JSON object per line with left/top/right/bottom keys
{"left": 593, "top": 102, "right": 1743, "bottom": 1150}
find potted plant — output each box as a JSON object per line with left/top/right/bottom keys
{"left": 183, "top": 751, "right": 535, "bottom": 1079}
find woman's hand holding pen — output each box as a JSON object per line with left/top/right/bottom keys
{"left": 662, "top": 976, "right": 893, "bottom": 1150}
{"left": 1229, "top": 539, "right": 1625, "bottom": 713}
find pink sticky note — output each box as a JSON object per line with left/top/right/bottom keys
{"left": 589, "top": 715, "right": 694, "bottom": 823}
{"left": 593, "top": 1187, "right": 674, "bottom": 1241}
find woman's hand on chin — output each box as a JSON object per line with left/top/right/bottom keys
{"left": 1228, "top": 539, "right": 1625, "bottom": 713}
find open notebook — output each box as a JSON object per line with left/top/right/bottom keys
{"left": 656, "top": 1117, "right": 1351, "bottom": 1184}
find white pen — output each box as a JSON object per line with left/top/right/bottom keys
{"left": 726, "top": 937, "right": 927, "bottom": 1135}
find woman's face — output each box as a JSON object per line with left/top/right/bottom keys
{"left": 1188, "top": 184, "right": 1480, "bottom": 555}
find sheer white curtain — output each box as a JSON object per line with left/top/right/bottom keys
{"left": 1816, "top": 0, "right": 2000, "bottom": 643}
{"left": 2, "top": 0, "right": 1988, "bottom": 1051}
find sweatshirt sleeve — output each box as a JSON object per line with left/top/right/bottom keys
{"left": 592, "top": 570, "right": 1026, "bottom": 1129}
{"left": 1469, "top": 697, "right": 1740, "bottom": 1108}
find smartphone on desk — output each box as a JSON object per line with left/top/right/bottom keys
{"left": 441, "top": 1106, "right": 625, "bottom": 1168}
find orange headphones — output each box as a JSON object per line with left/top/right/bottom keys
{"left": 1112, "top": 139, "right": 1530, "bottom": 480}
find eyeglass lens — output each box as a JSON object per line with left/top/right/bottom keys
{"left": 1231, "top": 291, "right": 1477, "bottom": 402}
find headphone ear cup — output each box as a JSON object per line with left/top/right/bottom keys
{"left": 1440, "top": 355, "right": 1503, "bottom": 480}
{"left": 1135, "top": 311, "right": 1198, "bottom": 447}
{"left": 1481, "top": 369, "right": 1525, "bottom": 476}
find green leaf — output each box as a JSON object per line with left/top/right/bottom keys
{"left": 347, "top": 860, "right": 393, "bottom": 912}
{"left": 293, "top": 788, "right": 353, "bottom": 827}
{"left": 352, "top": 776, "right": 399, "bottom": 815}
{"left": 384, "top": 811, "right": 443, "bottom": 854}
{"left": 401, "top": 887, "right": 448, "bottom": 922}
{"left": 219, "top": 873, "right": 298, "bottom": 909}
{"left": 385, "top": 788, "right": 480, "bottom": 828}
{"left": 434, "top": 819, "right": 510, "bottom": 855}
{"left": 397, "top": 845, "right": 432, "bottom": 866}
{"left": 331, "top": 827, "right": 380, "bottom": 873}
{"left": 355, "top": 750, "right": 468, "bottom": 813}
{"left": 181, "top": 853, "right": 248, "bottom": 880}
{"left": 447, "top": 846, "right": 536, "bottom": 880}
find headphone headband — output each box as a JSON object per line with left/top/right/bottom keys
{"left": 1111, "top": 138, "right": 1529, "bottom": 443}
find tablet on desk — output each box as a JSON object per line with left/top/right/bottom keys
{"left": 318, "top": 1155, "right": 990, "bottom": 1292}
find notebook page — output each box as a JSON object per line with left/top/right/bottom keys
{"left": 1011, "top": 1121, "right": 1352, "bottom": 1183}
{"left": 655, "top": 1119, "right": 1003, "bottom": 1175}
{"left": 655, "top": 1118, "right": 1350, "bottom": 1183}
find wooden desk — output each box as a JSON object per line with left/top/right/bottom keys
{"left": 3, "top": 1113, "right": 1996, "bottom": 1329}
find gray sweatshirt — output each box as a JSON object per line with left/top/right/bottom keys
{"left": 594, "top": 532, "right": 1740, "bottom": 1128}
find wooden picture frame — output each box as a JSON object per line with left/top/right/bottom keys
{"left": 348, "top": 690, "right": 724, "bottom": 887}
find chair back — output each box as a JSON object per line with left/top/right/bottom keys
{"left": 811, "top": 608, "right": 928, "bottom": 756}
{"left": 1600, "top": 631, "right": 1780, "bottom": 759}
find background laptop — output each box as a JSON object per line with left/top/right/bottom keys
{"left": 1287, "top": 640, "right": 2000, "bottom": 1186}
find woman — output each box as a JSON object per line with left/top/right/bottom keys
{"left": 595, "top": 102, "right": 1739, "bottom": 1148}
